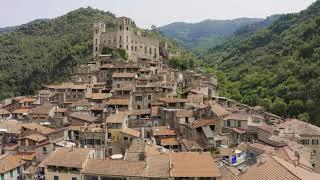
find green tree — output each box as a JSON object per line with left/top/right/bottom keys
{"left": 270, "top": 98, "right": 288, "bottom": 117}
{"left": 288, "top": 100, "right": 304, "bottom": 117}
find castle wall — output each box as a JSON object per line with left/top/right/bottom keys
{"left": 94, "top": 17, "right": 160, "bottom": 61}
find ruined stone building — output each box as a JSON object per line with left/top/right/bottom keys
{"left": 93, "top": 17, "right": 166, "bottom": 61}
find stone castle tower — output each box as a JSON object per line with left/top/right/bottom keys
{"left": 93, "top": 17, "right": 163, "bottom": 61}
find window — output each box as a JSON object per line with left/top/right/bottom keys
{"left": 185, "top": 117, "right": 189, "bottom": 124}
{"left": 126, "top": 36, "right": 128, "bottom": 42}
{"left": 237, "top": 121, "right": 241, "bottom": 128}
{"left": 126, "top": 45, "right": 129, "bottom": 50}
{"left": 312, "top": 139, "right": 319, "bottom": 145}
{"left": 10, "top": 169, "right": 13, "bottom": 177}
{"left": 1, "top": 174, "right": 4, "bottom": 180}
{"left": 119, "top": 36, "right": 122, "bottom": 42}
{"left": 95, "top": 39, "right": 98, "bottom": 45}
{"left": 108, "top": 133, "right": 112, "bottom": 139}
{"left": 135, "top": 96, "right": 143, "bottom": 102}
{"left": 54, "top": 176, "right": 59, "bottom": 180}
{"left": 120, "top": 26, "right": 122, "bottom": 30}
{"left": 227, "top": 120, "right": 231, "bottom": 127}
{"left": 95, "top": 47, "right": 98, "bottom": 52}
{"left": 147, "top": 94, "right": 152, "bottom": 101}
{"left": 17, "top": 166, "right": 21, "bottom": 174}
{"left": 117, "top": 84, "right": 120, "bottom": 88}
{"left": 43, "top": 147, "right": 47, "bottom": 154}
{"left": 95, "top": 30, "right": 98, "bottom": 34}
{"left": 72, "top": 177, "right": 77, "bottom": 180}
{"left": 124, "top": 136, "right": 128, "bottom": 141}
{"left": 126, "top": 27, "right": 129, "bottom": 31}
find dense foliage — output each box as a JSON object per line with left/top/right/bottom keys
{"left": 0, "top": 7, "right": 118, "bottom": 99}
{"left": 203, "top": 1, "right": 320, "bottom": 125}
{"left": 159, "top": 18, "right": 263, "bottom": 49}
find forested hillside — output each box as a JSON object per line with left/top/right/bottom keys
{"left": 0, "top": 19, "right": 48, "bottom": 33}
{"left": 159, "top": 18, "right": 263, "bottom": 49}
{"left": 204, "top": 1, "right": 320, "bottom": 125}
{"left": 0, "top": 7, "right": 118, "bottom": 99}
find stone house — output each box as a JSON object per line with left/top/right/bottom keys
{"left": 29, "top": 103, "right": 55, "bottom": 123}
{"left": 68, "top": 112, "right": 97, "bottom": 126}
{"left": 131, "top": 84, "right": 173, "bottom": 110}
{"left": 0, "top": 154, "right": 25, "bottom": 180}
{"left": 222, "top": 110, "right": 250, "bottom": 144}
{"left": 0, "top": 120, "right": 21, "bottom": 145}
{"left": 0, "top": 108, "right": 12, "bottom": 120}
{"left": 40, "top": 147, "right": 91, "bottom": 180}
{"left": 105, "top": 113, "right": 128, "bottom": 142}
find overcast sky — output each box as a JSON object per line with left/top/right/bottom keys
{"left": 0, "top": 0, "right": 317, "bottom": 29}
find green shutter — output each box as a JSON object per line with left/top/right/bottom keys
{"left": 10, "top": 170, "right": 13, "bottom": 177}
{"left": 54, "top": 176, "right": 59, "bottom": 180}
{"left": 1, "top": 174, "right": 4, "bottom": 180}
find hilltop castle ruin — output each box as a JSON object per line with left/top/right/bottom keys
{"left": 93, "top": 17, "right": 166, "bottom": 61}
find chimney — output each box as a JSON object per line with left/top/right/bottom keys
{"left": 259, "top": 154, "right": 267, "bottom": 164}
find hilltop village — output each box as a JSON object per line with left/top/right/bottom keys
{"left": 0, "top": 17, "right": 320, "bottom": 180}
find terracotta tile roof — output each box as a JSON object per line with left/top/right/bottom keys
{"left": 71, "top": 99, "right": 91, "bottom": 106}
{"left": 183, "top": 88, "right": 204, "bottom": 95}
{"left": 191, "top": 119, "right": 217, "bottom": 129}
{"left": 106, "top": 98, "right": 130, "bottom": 105}
{"left": 83, "top": 159, "right": 145, "bottom": 177}
{"left": 170, "top": 152, "right": 221, "bottom": 177}
{"left": 180, "top": 139, "right": 204, "bottom": 151}
{"left": 21, "top": 123, "right": 55, "bottom": 135}
{"left": 0, "top": 154, "right": 25, "bottom": 173}
{"left": 40, "top": 147, "right": 90, "bottom": 168}
{"left": 0, "top": 108, "right": 10, "bottom": 115}
{"left": 176, "top": 109, "right": 193, "bottom": 118}
{"left": 18, "top": 97, "right": 37, "bottom": 104}
{"left": 69, "top": 112, "right": 97, "bottom": 123}
{"left": 232, "top": 128, "right": 247, "bottom": 134}
{"left": 120, "top": 128, "right": 141, "bottom": 137}
{"left": 15, "top": 152, "right": 36, "bottom": 161}
{"left": 152, "top": 126, "right": 176, "bottom": 136}
{"left": 85, "top": 93, "right": 108, "bottom": 100}
{"left": 210, "top": 102, "right": 229, "bottom": 117}
{"left": 46, "top": 82, "right": 87, "bottom": 90}
{"left": 161, "top": 138, "right": 179, "bottom": 146}
{"left": 145, "top": 153, "right": 170, "bottom": 178}
{"left": 21, "top": 134, "right": 47, "bottom": 142}
{"left": 30, "top": 103, "right": 54, "bottom": 115}
{"left": 277, "top": 119, "right": 320, "bottom": 137}
{"left": 12, "top": 108, "right": 31, "bottom": 114}
{"left": 271, "top": 155, "right": 320, "bottom": 180}
{"left": 106, "top": 113, "right": 126, "bottom": 124}
{"left": 54, "top": 108, "right": 67, "bottom": 113}
{"left": 227, "top": 111, "right": 250, "bottom": 121}
{"left": 112, "top": 72, "right": 136, "bottom": 78}
{"left": 158, "top": 98, "right": 189, "bottom": 103}
{"left": 0, "top": 120, "right": 21, "bottom": 134}
{"left": 220, "top": 153, "right": 300, "bottom": 180}
{"left": 258, "top": 125, "right": 274, "bottom": 133}
{"left": 89, "top": 103, "right": 104, "bottom": 111}
{"left": 129, "top": 109, "right": 151, "bottom": 116}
